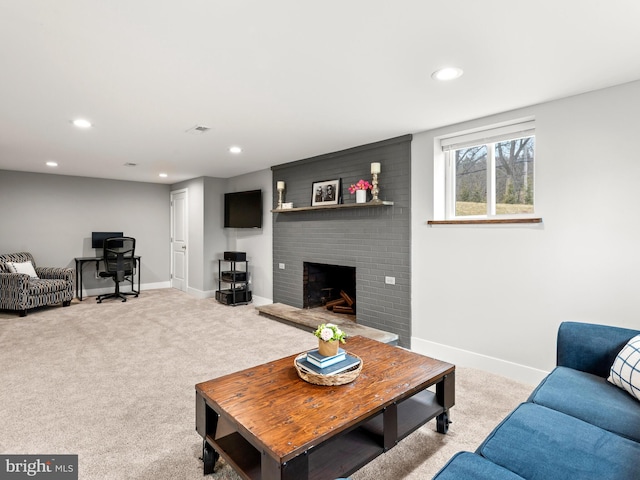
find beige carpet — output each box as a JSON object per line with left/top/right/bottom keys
{"left": 0, "top": 289, "right": 534, "bottom": 479}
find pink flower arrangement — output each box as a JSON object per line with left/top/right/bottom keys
{"left": 348, "top": 179, "right": 372, "bottom": 194}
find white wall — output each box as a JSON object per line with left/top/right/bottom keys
{"left": 172, "top": 177, "right": 205, "bottom": 294}
{"left": 411, "top": 80, "right": 640, "bottom": 385}
{"left": 0, "top": 170, "right": 171, "bottom": 294}
{"left": 204, "top": 177, "right": 228, "bottom": 293}
{"left": 226, "top": 169, "right": 273, "bottom": 305}
{"left": 171, "top": 171, "right": 272, "bottom": 303}
{"left": 171, "top": 176, "right": 228, "bottom": 297}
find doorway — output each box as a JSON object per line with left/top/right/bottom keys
{"left": 170, "top": 189, "right": 188, "bottom": 292}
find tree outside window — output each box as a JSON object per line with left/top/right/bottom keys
{"left": 453, "top": 136, "right": 534, "bottom": 217}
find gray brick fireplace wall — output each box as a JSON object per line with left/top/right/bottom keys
{"left": 271, "top": 135, "right": 412, "bottom": 347}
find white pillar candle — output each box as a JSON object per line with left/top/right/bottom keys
{"left": 277, "top": 181, "right": 285, "bottom": 190}
{"left": 370, "top": 162, "right": 381, "bottom": 174}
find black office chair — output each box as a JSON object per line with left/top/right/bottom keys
{"left": 96, "top": 237, "right": 138, "bottom": 303}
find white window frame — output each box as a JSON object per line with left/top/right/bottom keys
{"left": 437, "top": 119, "right": 536, "bottom": 221}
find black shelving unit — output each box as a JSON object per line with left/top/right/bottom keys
{"left": 215, "top": 259, "right": 252, "bottom": 305}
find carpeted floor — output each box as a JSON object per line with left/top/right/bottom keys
{"left": 0, "top": 289, "right": 534, "bottom": 479}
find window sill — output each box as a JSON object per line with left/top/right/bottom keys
{"left": 427, "top": 218, "right": 542, "bottom": 226}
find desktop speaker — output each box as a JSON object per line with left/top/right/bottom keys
{"left": 223, "top": 251, "right": 246, "bottom": 261}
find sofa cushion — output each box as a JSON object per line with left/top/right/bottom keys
{"left": 556, "top": 322, "right": 639, "bottom": 378}
{"left": 477, "top": 403, "right": 640, "bottom": 480}
{"left": 528, "top": 366, "right": 640, "bottom": 442}
{"left": 7, "top": 261, "right": 39, "bottom": 278}
{"left": 433, "top": 452, "right": 525, "bottom": 480}
{"left": 608, "top": 334, "right": 640, "bottom": 401}
{"left": 27, "top": 279, "right": 69, "bottom": 295}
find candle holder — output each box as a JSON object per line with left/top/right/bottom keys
{"left": 370, "top": 172, "right": 381, "bottom": 204}
{"left": 277, "top": 184, "right": 285, "bottom": 209}
{"left": 370, "top": 162, "right": 382, "bottom": 204}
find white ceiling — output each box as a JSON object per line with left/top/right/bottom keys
{"left": 1, "top": 1, "right": 639, "bottom": 184}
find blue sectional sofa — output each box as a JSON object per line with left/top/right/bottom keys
{"left": 433, "top": 322, "right": 640, "bottom": 480}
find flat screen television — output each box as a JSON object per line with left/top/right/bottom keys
{"left": 92, "top": 231, "right": 123, "bottom": 249}
{"left": 224, "top": 190, "right": 262, "bottom": 228}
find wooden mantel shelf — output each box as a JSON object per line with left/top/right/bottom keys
{"left": 271, "top": 200, "right": 394, "bottom": 213}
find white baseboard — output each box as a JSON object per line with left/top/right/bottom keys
{"left": 186, "top": 287, "right": 216, "bottom": 299}
{"left": 182, "top": 289, "right": 272, "bottom": 307}
{"left": 81, "top": 281, "right": 171, "bottom": 298}
{"left": 183, "top": 288, "right": 272, "bottom": 305}
{"left": 143, "top": 282, "right": 171, "bottom": 291}
{"left": 411, "top": 336, "right": 548, "bottom": 386}
{"left": 251, "top": 295, "right": 272, "bottom": 307}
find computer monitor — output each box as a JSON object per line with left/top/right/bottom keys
{"left": 91, "top": 232, "right": 123, "bottom": 249}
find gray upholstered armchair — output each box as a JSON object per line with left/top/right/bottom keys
{"left": 0, "top": 252, "right": 74, "bottom": 317}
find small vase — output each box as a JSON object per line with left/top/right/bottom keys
{"left": 355, "top": 189, "right": 367, "bottom": 204}
{"left": 318, "top": 339, "right": 340, "bottom": 357}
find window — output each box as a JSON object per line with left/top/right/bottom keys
{"left": 440, "top": 121, "right": 535, "bottom": 219}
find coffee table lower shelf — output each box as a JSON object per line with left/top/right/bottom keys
{"left": 202, "top": 389, "right": 447, "bottom": 480}
{"left": 207, "top": 433, "right": 262, "bottom": 479}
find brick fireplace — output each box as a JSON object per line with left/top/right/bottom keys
{"left": 271, "top": 135, "right": 412, "bottom": 347}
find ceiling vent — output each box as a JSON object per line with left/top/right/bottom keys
{"left": 186, "top": 124, "right": 211, "bottom": 135}
{"left": 124, "top": 162, "right": 137, "bottom": 167}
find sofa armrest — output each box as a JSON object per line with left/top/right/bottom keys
{"left": 35, "top": 267, "right": 75, "bottom": 283}
{"left": 0, "top": 272, "right": 31, "bottom": 289}
{"left": 557, "top": 321, "right": 639, "bottom": 378}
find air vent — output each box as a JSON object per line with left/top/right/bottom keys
{"left": 186, "top": 124, "right": 211, "bottom": 135}
{"left": 124, "top": 162, "right": 137, "bottom": 167}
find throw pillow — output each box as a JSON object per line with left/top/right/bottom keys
{"left": 608, "top": 334, "right": 640, "bottom": 401}
{"left": 7, "top": 261, "right": 39, "bottom": 278}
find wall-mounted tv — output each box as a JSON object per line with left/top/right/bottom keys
{"left": 224, "top": 190, "right": 262, "bottom": 228}
{"left": 91, "top": 231, "right": 123, "bottom": 249}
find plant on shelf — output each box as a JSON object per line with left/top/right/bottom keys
{"left": 348, "top": 179, "right": 372, "bottom": 194}
{"left": 314, "top": 323, "right": 347, "bottom": 357}
{"left": 349, "top": 179, "right": 372, "bottom": 204}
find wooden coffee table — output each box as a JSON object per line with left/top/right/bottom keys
{"left": 195, "top": 336, "right": 455, "bottom": 480}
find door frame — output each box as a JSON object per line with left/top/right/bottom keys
{"left": 170, "top": 188, "right": 188, "bottom": 291}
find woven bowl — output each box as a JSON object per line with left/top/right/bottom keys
{"left": 294, "top": 352, "right": 363, "bottom": 386}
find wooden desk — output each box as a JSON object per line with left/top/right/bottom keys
{"left": 195, "top": 336, "right": 455, "bottom": 480}
{"left": 74, "top": 256, "right": 141, "bottom": 300}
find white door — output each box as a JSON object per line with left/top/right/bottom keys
{"left": 170, "top": 189, "right": 188, "bottom": 291}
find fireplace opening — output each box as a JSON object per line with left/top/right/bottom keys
{"left": 303, "top": 262, "right": 356, "bottom": 316}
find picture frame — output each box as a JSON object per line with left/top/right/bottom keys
{"left": 311, "top": 178, "right": 342, "bottom": 206}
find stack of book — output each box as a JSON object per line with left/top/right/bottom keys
{"left": 297, "top": 348, "right": 360, "bottom": 375}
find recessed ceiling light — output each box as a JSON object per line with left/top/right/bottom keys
{"left": 431, "top": 67, "right": 464, "bottom": 81}
{"left": 229, "top": 146, "right": 242, "bottom": 154}
{"left": 46, "top": 161, "right": 58, "bottom": 167}
{"left": 159, "top": 173, "right": 168, "bottom": 178}
{"left": 72, "top": 118, "right": 92, "bottom": 128}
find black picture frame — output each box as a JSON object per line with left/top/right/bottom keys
{"left": 311, "top": 179, "right": 342, "bottom": 206}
